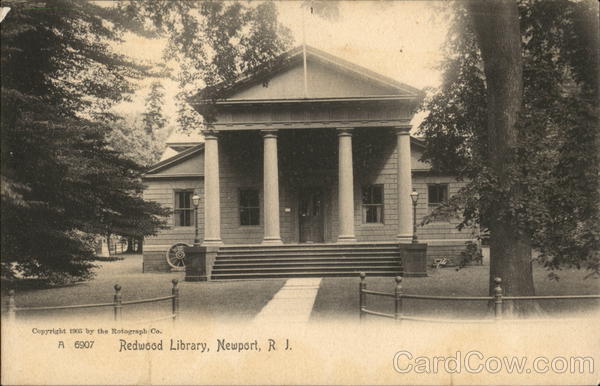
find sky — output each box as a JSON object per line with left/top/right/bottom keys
{"left": 278, "top": 1, "right": 448, "bottom": 89}
{"left": 113, "top": 1, "right": 451, "bottom": 136}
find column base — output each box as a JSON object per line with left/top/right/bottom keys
{"left": 262, "top": 238, "right": 283, "bottom": 245}
{"left": 397, "top": 234, "right": 412, "bottom": 244}
{"left": 337, "top": 235, "right": 357, "bottom": 243}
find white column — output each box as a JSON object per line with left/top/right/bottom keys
{"left": 337, "top": 128, "right": 356, "bottom": 242}
{"left": 203, "top": 130, "right": 222, "bottom": 245}
{"left": 262, "top": 130, "right": 282, "bottom": 244}
{"left": 396, "top": 127, "right": 413, "bottom": 242}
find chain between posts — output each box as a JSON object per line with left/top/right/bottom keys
{"left": 359, "top": 274, "right": 510, "bottom": 322}
{"left": 6, "top": 281, "right": 179, "bottom": 322}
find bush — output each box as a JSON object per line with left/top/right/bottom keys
{"left": 456, "top": 241, "right": 483, "bottom": 270}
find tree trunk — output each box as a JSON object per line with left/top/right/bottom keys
{"left": 125, "top": 237, "right": 134, "bottom": 253}
{"left": 136, "top": 237, "right": 143, "bottom": 253}
{"left": 467, "top": 0, "right": 537, "bottom": 312}
{"left": 106, "top": 233, "right": 112, "bottom": 257}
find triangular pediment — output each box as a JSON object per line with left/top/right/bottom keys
{"left": 230, "top": 56, "right": 399, "bottom": 100}
{"left": 192, "top": 46, "right": 421, "bottom": 104}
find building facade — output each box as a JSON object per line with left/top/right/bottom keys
{"left": 142, "top": 46, "right": 475, "bottom": 274}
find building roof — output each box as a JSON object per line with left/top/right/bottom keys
{"left": 144, "top": 47, "right": 429, "bottom": 178}
{"left": 146, "top": 143, "right": 204, "bottom": 176}
{"left": 157, "top": 130, "right": 204, "bottom": 162}
{"left": 189, "top": 45, "right": 423, "bottom": 106}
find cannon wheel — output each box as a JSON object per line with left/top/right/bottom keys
{"left": 166, "top": 243, "right": 190, "bottom": 270}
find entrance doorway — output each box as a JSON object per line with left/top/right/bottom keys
{"left": 298, "top": 188, "right": 325, "bottom": 243}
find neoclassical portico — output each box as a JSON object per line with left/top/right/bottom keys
{"left": 201, "top": 126, "right": 416, "bottom": 246}
{"left": 142, "top": 46, "right": 440, "bottom": 276}
{"left": 193, "top": 45, "right": 423, "bottom": 246}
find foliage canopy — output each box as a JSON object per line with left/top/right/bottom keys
{"left": 1, "top": 0, "right": 293, "bottom": 283}
{"left": 419, "top": 0, "right": 599, "bottom": 277}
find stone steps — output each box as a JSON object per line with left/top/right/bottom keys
{"left": 211, "top": 243, "right": 403, "bottom": 280}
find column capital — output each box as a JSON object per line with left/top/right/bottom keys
{"left": 203, "top": 129, "right": 219, "bottom": 139}
{"left": 394, "top": 126, "right": 411, "bottom": 136}
{"left": 261, "top": 129, "right": 278, "bottom": 138}
{"left": 337, "top": 128, "right": 354, "bottom": 137}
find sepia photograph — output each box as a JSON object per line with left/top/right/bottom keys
{"left": 1, "top": 0, "right": 599, "bottom": 384}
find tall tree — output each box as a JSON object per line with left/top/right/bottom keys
{"left": 142, "top": 81, "right": 167, "bottom": 136}
{"left": 121, "top": 1, "right": 293, "bottom": 128}
{"left": 106, "top": 112, "right": 170, "bottom": 253}
{"left": 1, "top": 0, "right": 169, "bottom": 284}
{"left": 466, "top": 0, "right": 535, "bottom": 301}
{"left": 419, "top": 0, "right": 599, "bottom": 307}
{"left": 106, "top": 113, "right": 166, "bottom": 169}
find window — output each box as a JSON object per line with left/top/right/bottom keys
{"left": 428, "top": 184, "right": 450, "bottom": 221}
{"left": 362, "top": 185, "right": 384, "bottom": 223}
{"left": 240, "top": 189, "right": 260, "bottom": 226}
{"left": 174, "top": 190, "right": 194, "bottom": 226}
{"left": 428, "top": 184, "right": 448, "bottom": 208}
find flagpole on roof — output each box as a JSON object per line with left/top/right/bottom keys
{"left": 302, "top": 2, "right": 309, "bottom": 98}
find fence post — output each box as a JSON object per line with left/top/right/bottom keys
{"left": 7, "top": 290, "right": 17, "bottom": 322}
{"left": 113, "top": 284, "right": 122, "bottom": 321}
{"left": 172, "top": 279, "right": 179, "bottom": 321}
{"left": 494, "top": 277, "right": 503, "bottom": 321}
{"left": 359, "top": 272, "right": 366, "bottom": 321}
{"left": 394, "top": 276, "right": 403, "bottom": 321}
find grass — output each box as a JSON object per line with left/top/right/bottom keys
{"left": 310, "top": 264, "right": 600, "bottom": 321}
{"left": 2, "top": 255, "right": 598, "bottom": 323}
{"left": 1, "top": 254, "right": 286, "bottom": 323}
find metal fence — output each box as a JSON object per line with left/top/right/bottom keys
{"left": 358, "top": 273, "right": 600, "bottom": 323}
{"left": 6, "top": 279, "right": 180, "bottom": 323}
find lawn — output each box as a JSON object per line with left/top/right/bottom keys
{"left": 1, "top": 254, "right": 286, "bottom": 323}
{"left": 2, "top": 255, "right": 598, "bottom": 323}
{"left": 310, "top": 264, "right": 600, "bottom": 321}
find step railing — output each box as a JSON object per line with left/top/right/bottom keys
{"left": 358, "top": 273, "right": 600, "bottom": 323}
{"left": 6, "top": 279, "right": 180, "bottom": 323}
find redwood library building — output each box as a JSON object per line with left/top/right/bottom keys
{"left": 142, "top": 46, "right": 474, "bottom": 279}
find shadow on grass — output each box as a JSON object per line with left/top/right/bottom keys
{"left": 0, "top": 278, "right": 87, "bottom": 292}
{"left": 92, "top": 256, "right": 125, "bottom": 262}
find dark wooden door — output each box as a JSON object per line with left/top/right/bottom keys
{"left": 299, "top": 188, "right": 324, "bottom": 243}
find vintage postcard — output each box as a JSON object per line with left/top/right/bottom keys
{"left": 1, "top": 1, "right": 598, "bottom": 384}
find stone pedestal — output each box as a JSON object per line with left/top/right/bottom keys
{"left": 400, "top": 243, "right": 428, "bottom": 277}
{"left": 184, "top": 245, "right": 219, "bottom": 281}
